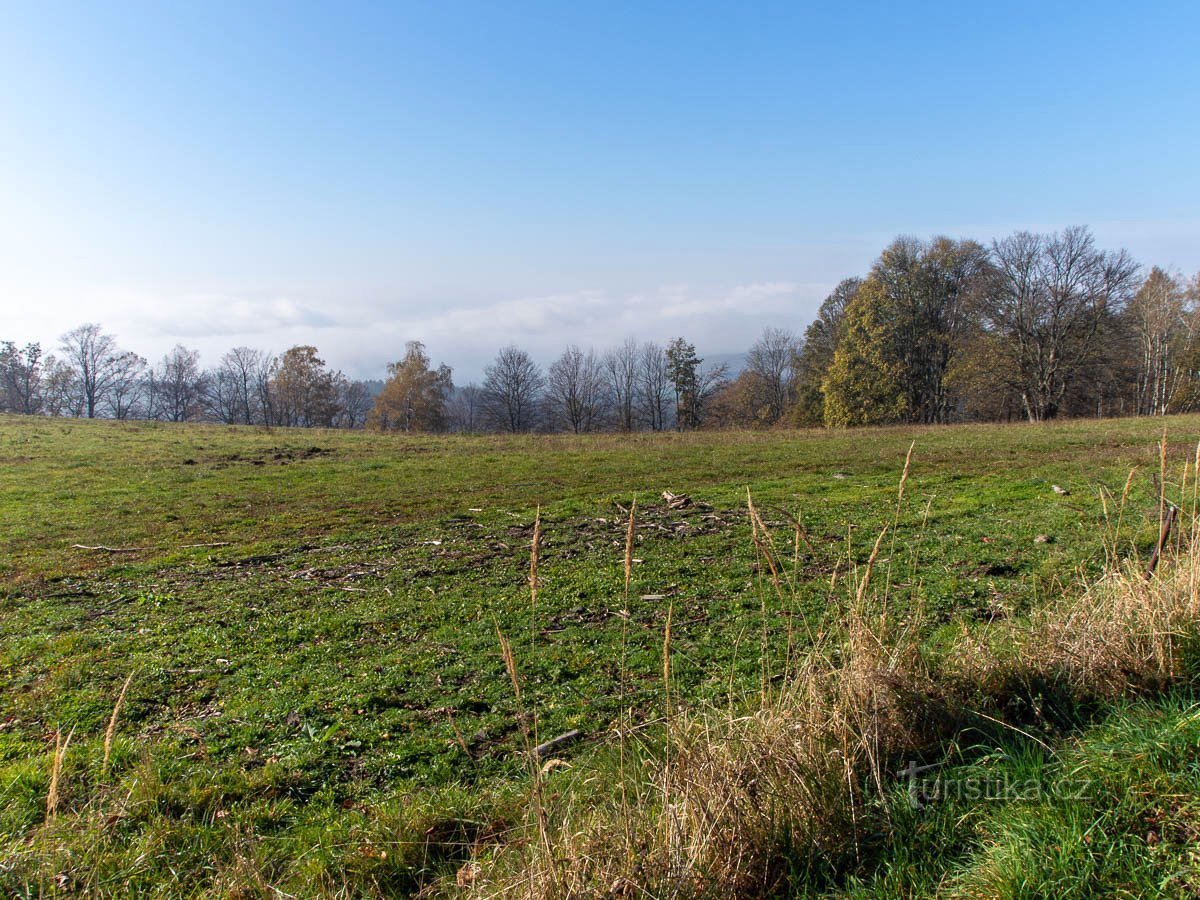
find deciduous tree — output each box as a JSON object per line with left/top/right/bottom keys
{"left": 448, "top": 383, "right": 484, "bottom": 432}
{"left": 482, "top": 346, "right": 544, "bottom": 432}
{"left": 822, "top": 277, "right": 909, "bottom": 426}
{"left": 210, "top": 347, "right": 274, "bottom": 424}
{"left": 270, "top": 345, "right": 338, "bottom": 427}
{"left": 790, "top": 278, "right": 859, "bottom": 425}
{"left": 335, "top": 378, "right": 375, "bottom": 430}
{"left": 0, "top": 342, "right": 45, "bottom": 414}
{"left": 367, "top": 341, "right": 453, "bottom": 432}
{"left": 148, "top": 345, "right": 205, "bottom": 422}
{"left": 742, "top": 326, "right": 800, "bottom": 425}
{"left": 548, "top": 345, "right": 606, "bottom": 433}
{"left": 57, "top": 324, "right": 140, "bottom": 418}
{"left": 1124, "top": 267, "right": 1193, "bottom": 415}
{"left": 638, "top": 341, "right": 672, "bottom": 431}
{"left": 986, "top": 227, "right": 1139, "bottom": 422}
{"left": 603, "top": 338, "right": 640, "bottom": 432}
{"left": 105, "top": 351, "right": 147, "bottom": 420}
{"left": 822, "top": 237, "right": 991, "bottom": 426}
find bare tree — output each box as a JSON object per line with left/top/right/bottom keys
{"left": 743, "top": 327, "right": 801, "bottom": 424}
{"left": 255, "top": 354, "right": 279, "bottom": 425}
{"left": 603, "top": 338, "right": 640, "bottom": 431}
{"left": 482, "top": 346, "right": 544, "bottom": 432}
{"left": 58, "top": 323, "right": 140, "bottom": 418}
{"left": 448, "top": 383, "right": 484, "bottom": 432}
{"left": 987, "top": 227, "right": 1139, "bottom": 422}
{"left": 335, "top": 378, "right": 375, "bottom": 429}
{"left": 1124, "top": 267, "right": 1193, "bottom": 415}
{"left": 209, "top": 347, "right": 273, "bottom": 424}
{"left": 637, "top": 341, "right": 672, "bottom": 431}
{"left": 547, "top": 345, "right": 607, "bottom": 433}
{"left": 206, "top": 366, "right": 242, "bottom": 424}
{"left": 106, "top": 352, "right": 147, "bottom": 420}
{"left": 148, "top": 345, "right": 205, "bottom": 422}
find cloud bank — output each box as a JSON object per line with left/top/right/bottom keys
{"left": 5, "top": 281, "right": 830, "bottom": 383}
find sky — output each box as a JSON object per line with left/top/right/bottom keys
{"left": 2, "top": 1, "right": 1199, "bottom": 381}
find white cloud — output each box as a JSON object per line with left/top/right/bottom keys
{"left": 343, "top": 281, "right": 828, "bottom": 380}
{"left": 116, "top": 293, "right": 337, "bottom": 339}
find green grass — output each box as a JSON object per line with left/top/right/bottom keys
{"left": 1, "top": 413, "right": 1198, "bottom": 895}
{"left": 843, "top": 692, "right": 1200, "bottom": 898}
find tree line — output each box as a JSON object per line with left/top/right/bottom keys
{"left": 791, "top": 226, "right": 1200, "bottom": 426}
{"left": 3, "top": 225, "right": 1198, "bottom": 432}
{"left": 0, "top": 330, "right": 377, "bottom": 428}
{"left": 0, "top": 324, "right": 730, "bottom": 433}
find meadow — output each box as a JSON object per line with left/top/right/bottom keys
{"left": 2, "top": 414, "right": 1199, "bottom": 896}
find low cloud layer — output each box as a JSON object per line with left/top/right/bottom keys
{"left": 7, "top": 217, "right": 1197, "bottom": 384}
{"left": 4, "top": 281, "right": 829, "bottom": 383}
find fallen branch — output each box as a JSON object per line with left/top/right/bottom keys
{"left": 73, "top": 541, "right": 232, "bottom": 553}
{"left": 534, "top": 729, "right": 582, "bottom": 758}
{"left": 71, "top": 544, "right": 145, "bottom": 553}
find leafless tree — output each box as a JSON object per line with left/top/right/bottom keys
{"left": 106, "top": 352, "right": 147, "bottom": 419}
{"left": 744, "top": 327, "right": 801, "bottom": 424}
{"left": 255, "top": 355, "right": 279, "bottom": 425}
{"left": 58, "top": 323, "right": 141, "bottom": 418}
{"left": 209, "top": 347, "right": 273, "bottom": 424}
{"left": 987, "top": 227, "right": 1139, "bottom": 421}
{"left": 637, "top": 341, "right": 672, "bottom": 430}
{"left": 206, "top": 366, "right": 243, "bottom": 424}
{"left": 603, "top": 338, "right": 640, "bottom": 431}
{"left": 1124, "top": 267, "right": 1194, "bottom": 415}
{"left": 448, "top": 383, "right": 484, "bottom": 432}
{"left": 482, "top": 345, "right": 544, "bottom": 432}
{"left": 148, "top": 345, "right": 206, "bottom": 422}
{"left": 335, "top": 377, "right": 375, "bottom": 429}
{"left": 547, "top": 345, "right": 607, "bottom": 433}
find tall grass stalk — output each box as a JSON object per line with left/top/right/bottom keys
{"left": 619, "top": 495, "right": 636, "bottom": 868}
{"left": 102, "top": 671, "right": 134, "bottom": 775}
{"left": 45, "top": 726, "right": 74, "bottom": 823}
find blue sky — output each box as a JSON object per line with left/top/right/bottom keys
{"left": 2, "top": 1, "right": 1198, "bottom": 379}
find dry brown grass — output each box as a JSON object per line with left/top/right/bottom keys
{"left": 102, "top": 671, "right": 134, "bottom": 775}
{"left": 44, "top": 726, "right": 74, "bottom": 824}
{"left": 1036, "top": 561, "right": 1199, "bottom": 694}
{"left": 955, "top": 543, "right": 1200, "bottom": 704}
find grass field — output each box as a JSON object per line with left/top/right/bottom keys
{"left": 2, "top": 414, "right": 1199, "bottom": 896}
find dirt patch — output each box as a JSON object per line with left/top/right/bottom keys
{"left": 207, "top": 446, "right": 336, "bottom": 468}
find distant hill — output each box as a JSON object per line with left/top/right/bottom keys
{"left": 703, "top": 351, "right": 747, "bottom": 376}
